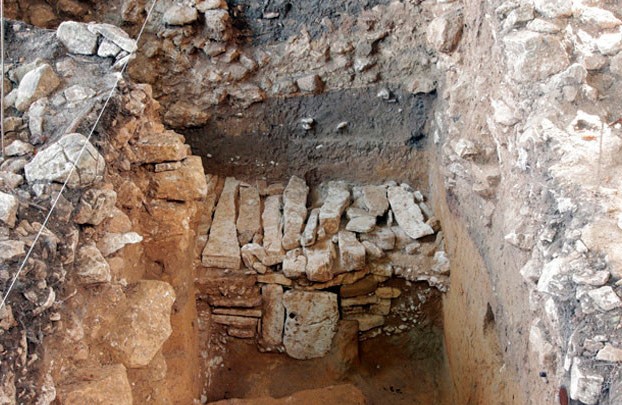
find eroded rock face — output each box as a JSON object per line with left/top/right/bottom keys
{"left": 105, "top": 280, "right": 176, "bottom": 368}
{"left": 57, "top": 364, "right": 133, "bottom": 405}
{"left": 282, "top": 290, "right": 339, "bottom": 359}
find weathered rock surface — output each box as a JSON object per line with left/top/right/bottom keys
{"left": 153, "top": 156, "right": 208, "bottom": 201}
{"left": 57, "top": 364, "right": 133, "bottom": 405}
{"left": 359, "top": 185, "right": 389, "bottom": 216}
{"left": 282, "top": 248, "right": 306, "bottom": 279}
{"left": 0, "top": 192, "right": 18, "bottom": 228}
{"left": 427, "top": 10, "right": 463, "bottom": 53}
{"left": 75, "top": 244, "right": 111, "bottom": 284}
{"left": 87, "top": 23, "right": 137, "bottom": 53}
{"left": 56, "top": 21, "right": 98, "bottom": 55}
{"left": 133, "top": 132, "right": 189, "bottom": 164}
{"left": 0, "top": 240, "right": 26, "bottom": 263}
{"left": 262, "top": 195, "right": 285, "bottom": 262}
{"left": 97, "top": 232, "right": 143, "bottom": 257}
{"left": 570, "top": 358, "right": 603, "bottom": 405}
{"left": 319, "top": 183, "right": 350, "bottom": 234}
{"left": 204, "top": 9, "right": 231, "bottom": 41}
{"left": 281, "top": 176, "right": 308, "bottom": 250}
{"left": 73, "top": 188, "right": 117, "bottom": 225}
{"left": 259, "top": 284, "right": 284, "bottom": 351}
{"left": 203, "top": 177, "right": 241, "bottom": 269}
{"left": 338, "top": 230, "right": 366, "bottom": 271}
{"left": 105, "top": 280, "right": 175, "bottom": 368}
{"left": 387, "top": 186, "right": 433, "bottom": 240}
{"left": 345, "top": 215, "right": 376, "bottom": 233}
{"left": 163, "top": 4, "right": 198, "bottom": 25}
{"left": 304, "top": 239, "right": 336, "bottom": 282}
{"left": 24, "top": 133, "right": 105, "bottom": 188}
{"left": 196, "top": 269, "right": 261, "bottom": 307}
{"left": 301, "top": 208, "right": 320, "bottom": 247}
{"left": 359, "top": 227, "right": 395, "bottom": 250}
{"left": 283, "top": 290, "right": 339, "bottom": 359}
{"left": 503, "top": 31, "right": 569, "bottom": 82}
{"left": 237, "top": 185, "right": 261, "bottom": 245}
{"left": 15, "top": 64, "right": 60, "bottom": 111}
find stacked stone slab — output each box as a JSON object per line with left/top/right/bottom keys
{"left": 195, "top": 175, "right": 449, "bottom": 358}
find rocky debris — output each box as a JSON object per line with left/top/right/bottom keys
{"left": 73, "top": 188, "right": 117, "bottom": 226}
{"left": 24, "top": 133, "right": 105, "bottom": 188}
{"left": 204, "top": 9, "right": 231, "bottom": 42}
{"left": 15, "top": 64, "right": 60, "bottom": 112}
{"left": 236, "top": 185, "right": 261, "bottom": 245}
{"left": 262, "top": 195, "right": 285, "bottom": 263}
{"left": 570, "top": 358, "right": 603, "bottom": 405}
{"left": 75, "top": 244, "right": 111, "bottom": 284}
{"left": 387, "top": 186, "right": 433, "bottom": 240}
{"left": 282, "top": 290, "right": 339, "bottom": 359}
{"left": 56, "top": 21, "right": 98, "bottom": 55}
{"left": 105, "top": 280, "right": 175, "bottom": 368}
{"left": 281, "top": 176, "right": 309, "bottom": 250}
{"left": 319, "top": 182, "right": 350, "bottom": 234}
{"left": 0, "top": 192, "right": 18, "bottom": 228}
{"left": 57, "top": 364, "right": 133, "bottom": 405}
{"left": 202, "top": 177, "right": 241, "bottom": 269}
{"left": 360, "top": 227, "right": 395, "bottom": 250}
{"left": 97, "top": 232, "right": 143, "bottom": 257}
{"left": 153, "top": 156, "right": 208, "bottom": 201}
{"left": 259, "top": 284, "right": 284, "bottom": 351}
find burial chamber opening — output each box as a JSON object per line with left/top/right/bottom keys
{"left": 179, "top": 87, "right": 470, "bottom": 404}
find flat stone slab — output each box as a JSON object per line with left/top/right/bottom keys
{"left": 283, "top": 290, "right": 339, "bottom": 359}
{"left": 319, "top": 182, "right": 350, "bottom": 234}
{"left": 237, "top": 185, "right": 262, "bottom": 245}
{"left": 360, "top": 185, "right": 389, "bottom": 216}
{"left": 345, "top": 215, "right": 376, "bottom": 233}
{"left": 259, "top": 284, "right": 284, "bottom": 351}
{"left": 202, "top": 177, "right": 241, "bottom": 269}
{"left": 262, "top": 195, "right": 285, "bottom": 262}
{"left": 301, "top": 208, "right": 320, "bottom": 247}
{"left": 340, "top": 275, "right": 378, "bottom": 298}
{"left": 387, "top": 186, "right": 434, "bottom": 240}
{"left": 282, "top": 176, "right": 309, "bottom": 250}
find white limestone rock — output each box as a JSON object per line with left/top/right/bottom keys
{"left": 73, "top": 188, "right": 117, "bottom": 226}
{"left": 262, "top": 195, "right": 285, "bottom": 264}
{"left": 588, "top": 286, "right": 622, "bottom": 311}
{"left": 282, "top": 290, "right": 339, "bottom": 359}
{"left": 87, "top": 23, "right": 137, "bottom": 53}
{"left": 338, "top": 230, "right": 366, "bottom": 271}
{"left": 75, "top": 244, "right": 111, "bottom": 284}
{"left": 359, "top": 185, "right": 389, "bottom": 216}
{"left": 5, "top": 140, "right": 34, "bottom": 157}
{"left": 0, "top": 192, "right": 18, "bottom": 228}
{"left": 503, "top": 31, "right": 569, "bottom": 82}
{"left": 259, "top": 284, "right": 284, "bottom": 351}
{"left": 15, "top": 64, "right": 61, "bottom": 111}
{"left": 282, "top": 176, "right": 309, "bottom": 250}
{"left": 532, "top": 0, "right": 572, "bottom": 19}
{"left": 387, "top": 186, "right": 433, "bottom": 240}
{"left": 319, "top": 182, "right": 350, "bottom": 234}
{"left": 596, "top": 344, "right": 622, "bottom": 362}
{"left": 301, "top": 208, "right": 320, "bottom": 247}
{"left": 570, "top": 357, "right": 604, "bottom": 405}
{"left": 283, "top": 248, "right": 306, "bottom": 279}
{"left": 24, "top": 133, "right": 105, "bottom": 188}
{"left": 56, "top": 21, "right": 99, "bottom": 55}
{"left": 359, "top": 226, "right": 395, "bottom": 250}
{"left": 304, "top": 239, "right": 336, "bottom": 282}
{"left": 97, "top": 232, "right": 143, "bottom": 257}
{"left": 163, "top": 5, "right": 198, "bottom": 25}
{"left": 426, "top": 10, "right": 463, "bottom": 54}
{"left": 236, "top": 185, "right": 261, "bottom": 245}
{"left": 345, "top": 215, "right": 376, "bottom": 233}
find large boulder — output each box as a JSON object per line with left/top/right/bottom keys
{"left": 282, "top": 290, "right": 339, "bottom": 359}
{"left": 104, "top": 280, "right": 176, "bottom": 368}
{"left": 24, "top": 133, "right": 105, "bottom": 188}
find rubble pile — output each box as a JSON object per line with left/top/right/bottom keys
{"left": 196, "top": 175, "right": 448, "bottom": 359}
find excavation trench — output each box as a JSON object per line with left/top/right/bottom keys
{"left": 175, "top": 89, "right": 518, "bottom": 404}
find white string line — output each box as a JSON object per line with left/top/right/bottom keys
{"left": 0, "top": 0, "right": 158, "bottom": 311}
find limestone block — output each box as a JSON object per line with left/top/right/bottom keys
{"left": 339, "top": 276, "right": 378, "bottom": 298}
{"left": 97, "top": 232, "right": 143, "bottom": 257}
{"left": 387, "top": 186, "right": 433, "bottom": 240}
{"left": 426, "top": 10, "right": 463, "bottom": 53}
{"left": 163, "top": 5, "right": 198, "bottom": 25}
{"left": 202, "top": 177, "right": 241, "bottom": 269}
{"left": 73, "top": 188, "right": 117, "bottom": 225}
{"left": 345, "top": 215, "right": 376, "bottom": 233}
{"left": 56, "top": 21, "right": 98, "bottom": 55}
{"left": 57, "top": 364, "right": 132, "bottom": 405}
{"left": 304, "top": 239, "right": 336, "bottom": 282}
{"left": 259, "top": 284, "right": 284, "bottom": 351}
{"left": 503, "top": 31, "right": 569, "bottom": 82}
{"left": 133, "top": 133, "right": 189, "bottom": 164}
{"left": 319, "top": 183, "right": 350, "bottom": 234}
{"left": 588, "top": 286, "right": 622, "bottom": 311}
{"left": 301, "top": 208, "right": 320, "bottom": 247}
{"left": 237, "top": 185, "right": 261, "bottom": 245}
{"left": 338, "top": 230, "right": 366, "bottom": 271}
{"left": 196, "top": 269, "right": 261, "bottom": 308}
{"left": 153, "top": 156, "right": 207, "bottom": 201}
{"left": 570, "top": 358, "right": 604, "bottom": 405}
{"left": 87, "top": 23, "right": 137, "bottom": 53}
{"left": 283, "top": 290, "right": 339, "bottom": 359}
{"left": 345, "top": 314, "right": 384, "bottom": 332}
{"left": 15, "top": 64, "right": 60, "bottom": 111}
{"left": 282, "top": 176, "right": 309, "bottom": 250}
{"left": 262, "top": 195, "right": 285, "bottom": 263}
{"left": 359, "top": 227, "right": 395, "bottom": 250}
{"left": 359, "top": 185, "right": 388, "bottom": 216}
{"left": 283, "top": 248, "right": 306, "bottom": 279}
{"left": 0, "top": 192, "right": 18, "bottom": 228}
{"left": 75, "top": 244, "right": 111, "bottom": 284}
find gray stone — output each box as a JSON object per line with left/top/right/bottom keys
{"left": 5, "top": 140, "right": 33, "bottom": 157}
{"left": 596, "top": 344, "right": 622, "bottom": 362}
{"left": 11, "top": 58, "right": 45, "bottom": 83}
{"left": 64, "top": 85, "right": 95, "bottom": 103}
{"left": 338, "top": 230, "right": 365, "bottom": 271}
{"left": 259, "top": 284, "right": 284, "bottom": 351}
{"left": 611, "top": 52, "right": 622, "bottom": 76}
{"left": 237, "top": 185, "right": 261, "bottom": 245}
{"left": 56, "top": 21, "right": 98, "bottom": 55}
{"left": 359, "top": 185, "right": 388, "bottom": 216}
{"left": 301, "top": 208, "right": 320, "bottom": 247}
{"left": 596, "top": 31, "right": 622, "bottom": 56}
{"left": 204, "top": 9, "right": 231, "bottom": 41}
{"left": 0, "top": 240, "right": 25, "bottom": 263}
{"left": 319, "top": 182, "right": 350, "bottom": 234}
{"left": 283, "top": 290, "right": 339, "bottom": 359}
{"left": 503, "top": 31, "right": 569, "bottom": 82}
{"left": 28, "top": 98, "right": 47, "bottom": 143}
{"left": 87, "top": 23, "right": 137, "bottom": 53}
{"left": 588, "top": 286, "right": 622, "bottom": 311}
{"left": 15, "top": 64, "right": 60, "bottom": 111}
{"left": 387, "top": 186, "right": 433, "bottom": 240}
{"left": 97, "top": 232, "right": 143, "bottom": 257}
{"left": 296, "top": 74, "right": 324, "bottom": 93}
{"left": 283, "top": 248, "right": 306, "bottom": 279}
{"left": 262, "top": 195, "right": 285, "bottom": 263}
{"left": 532, "top": 0, "right": 572, "bottom": 18}
{"left": 362, "top": 240, "right": 384, "bottom": 259}
{"left": 203, "top": 178, "right": 241, "bottom": 269}
{"left": 570, "top": 357, "right": 603, "bottom": 405}
{"left": 97, "top": 39, "right": 122, "bottom": 58}
{"left": 304, "top": 239, "right": 336, "bottom": 282}
{"left": 359, "top": 226, "right": 395, "bottom": 250}
{"left": 75, "top": 244, "right": 111, "bottom": 284}
{"left": 282, "top": 176, "right": 309, "bottom": 250}
{"left": 163, "top": 5, "right": 198, "bottom": 25}
{"left": 0, "top": 192, "right": 18, "bottom": 228}
{"left": 73, "top": 188, "right": 117, "bottom": 226}
{"left": 576, "top": 6, "right": 621, "bottom": 29}
{"left": 345, "top": 215, "right": 376, "bottom": 233}
{"left": 24, "top": 133, "right": 105, "bottom": 188}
